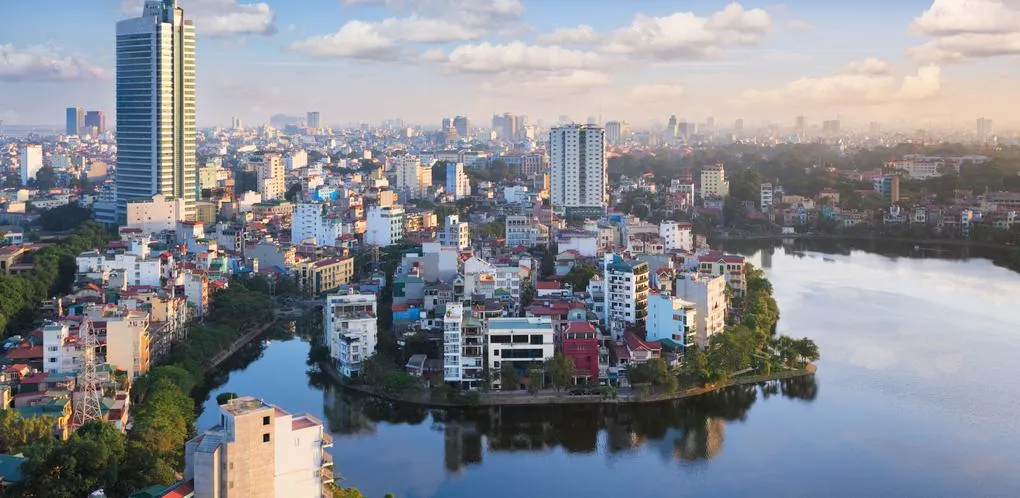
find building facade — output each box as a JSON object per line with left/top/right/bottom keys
{"left": 296, "top": 257, "right": 354, "bottom": 296}
{"left": 19, "top": 145, "right": 42, "bottom": 186}
{"left": 549, "top": 124, "right": 608, "bottom": 217}
{"left": 486, "top": 317, "right": 555, "bottom": 389}
{"left": 445, "top": 162, "right": 470, "bottom": 199}
{"left": 365, "top": 205, "right": 404, "bottom": 246}
{"left": 646, "top": 293, "right": 697, "bottom": 350}
{"left": 602, "top": 254, "right": 649, "bottom": 341}
{"left": 323, "top": 291, "right": 377, "bottom": 377}
{"left": 700, "top": 164, "right": 730, "bottom": 198}
{"left": 675, "top": 272, "right": 726, "bottom": 347}
{"left": 258, "top": 153, "right": 285, "bottom": 201}
{"left": 439, "top": 214, "right": 469, "bottom": 250}
{"left": 116, "top": 0, "right": 196, "bottom": 221}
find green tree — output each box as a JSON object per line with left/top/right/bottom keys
{"left": 128, "top": 379, "right": 196, "bottom": 467}
{"left": 499, "top": 362, "right": 521, "bottom": 390}
{"left": 544, "top": 354, "right": 574, "bottom": 391}
{"left": 520, "top": 278, "right": 536, "bottom": 308}
{"left": 563, "top": 263, "right": 598, "bottom": 293}
{"left": 0, "top": 409, "right": 54, "bottom": 454}
{"left": 33, "top": 166, "right": 57, "bottom": 190}
{"left": 216, "top": 392, "right": 239, "bottom": 405}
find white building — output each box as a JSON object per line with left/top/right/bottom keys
{"left": 258, "top": 153, "right": 286, "bottom": 201}
{"left": 445, "top": 162, "right": 471, "bottom": 199}
{"left": 185, "top": 396, "right": 330, "bottom": 498}
{"left": 442, "top": 303, "right": 465, "bottom": 383}
{"left": 76, "top": 240, "right": 162, "bottom": 287}
{"left": 43, "top": 322, "right": 83, "bottom": 374}
{"left": 761, "top": 183, "right": 774, "bottom": 209}
{"left": 323, "top": 291, "right": 378, "bottom": 378}
{"left": 549, "top": 124, "right": 607, "bottom": 217}
{"left": 116, "top": 0, "right": 197, "bottom": 221}
{"left": 439, "top": 214, "right": 469, "bottom": 250}
{"left": 394, "top": 155, "right": 433, "bottom": 199}
{"left": 463, "top": 256, "right": 521, "bottom": 300}
{"left": 885, "top": 159, "right": 942, "bottom": 180}
{"left": 658, "top": 221, "right": 693, "bottom": 251}
{"left": 505, "top": 215, "right": 548, "bottom": 249}
{"left": 486, "top": 317, "right": 555, "bottom": 390}
{"left": 285, "top": 150, "right": 308, "bottom": 171}
{"left": 365, "top": 204, "right": 404, "bottom": 246}
{"left": 19, "top": 144, "right": 42, "bottom": 186}
{"left": 645, "top": 293, "right": 697, "bottom": 349}
{"left": 603, "top": 254, "right": 650, "bottom": 341}
{"left": 700, "top": 164, "right": 729, "bottom": 198}
{"left": 291, "top": 202, "right": 345, "bottom": 247}
{"left": 558, "top": 232, "right": 599, "bottom": 257}
{"left": 675, "top": 272, "right": 727, "bottom": 348}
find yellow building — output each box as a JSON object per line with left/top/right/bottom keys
{"left": 195, "top": 200, "right": 217, "bottom": 224}
{"left": 88, "top": 306, "right": 151, "bottom": 379}
{"left": 297, "top": 257, "right": 354, "bottom": 296}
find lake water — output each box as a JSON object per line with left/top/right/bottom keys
{"left": 198, "top": 242, "right": 1020, "bottom": 497}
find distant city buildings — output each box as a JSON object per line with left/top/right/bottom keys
{"left": 19, "top": 144, "right": 42, "bottom": 186}
{"left": 549, "top": 124, "right": 608, "bottom": 218}
{"left": 307, "top": 111, "right": 321, "bottom": 130}
{"left": 445, "top": 162, "right": 470, "bottom": 199}
{"left": 258, "top": 153, "right": 286, "bottom": 201}
{"left": 66, "top": 107, "right": 84, "bottom": 135}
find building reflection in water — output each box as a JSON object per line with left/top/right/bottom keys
{"left": 321, "top": 376, "right": 817, "bottom": 472}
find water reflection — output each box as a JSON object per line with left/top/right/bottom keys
{"left": 322, "top": 376, "right": 817, "bottom": 471}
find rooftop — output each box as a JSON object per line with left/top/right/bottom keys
{"left": 221, "top": 396, "right": 272, "bottom": 416}
{"left": 487, "top": 317, "right": 553, "bottom": 330}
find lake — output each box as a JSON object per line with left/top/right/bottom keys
{"left": 198, "top": 241, "right": 1020, "bottom": 497}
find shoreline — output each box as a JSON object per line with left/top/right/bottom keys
{"left": 712, "top": 232, "right": 1014, "bottom": 250}
{"left": 319, "top": 360, "right": 817, "bottom": 407}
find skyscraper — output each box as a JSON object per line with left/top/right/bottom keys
{"left": 605, "top": 121, "right": 622, "bottom": 145}
{"left": 84, "top": 110, "right": 106, "bottom": 134}
{"left": 977, "top": 117, "right": 993, "bottom": 138}
{"left": 549, "top": 124, "right": 607, "bottom": 217}
{"left": 453, "top": 115, "right": 469, "bottom": 138}
{"left": 66, "top": 107, "right": 84, "bottom": 135}
{"left": 116, "top": 0, "right": 196, "bottom": 221}
{"left": 307, "top": 111, "right": 321, "bottom": 130}
{"left": 20, "top": 144, "right": 43, "bottom": 186}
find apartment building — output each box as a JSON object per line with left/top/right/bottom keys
{"left": 365, "top": 205, "right": 405, "bottom": 246}
{"left": 505, "top": 215, "right": 548, "bottom": 249}
{"left": 697, "top": 251, "right": 746, "bottom": 296}
{"left": 323, "top": 291, "right": 377, "bottom": 377}
{"left": 645, "top": 293, "right": 698, "bottom": 350}
{"left": 602, "top": 254, "right": 650, "bottom": 341}
{"left": 185, "top": 396, "right": 332, "bottom": 498}
{"left": 658, "top": 221, "right": 693, "bottom": 251}
{"left": 43, "top": 322, "right": 83, "bottom": 374}
{"left": 291, "top": 202, "right": 345, "bottom": 247}
{"left": 438, "top": 214, "right": 470, "bottom": 250}
{"left": 675, "top": 272, "right": 726, "bottom": 347}
{"left": 296, "top": 257, "right": 354, "bottom": 296}
{"left": 486, "top": 317, "right": 554, "bottom": 390}
{"left": 700, "top": 164, "right": 730, "bottom": 198}
{"left": 87, "top": 305, "right": 151, "bottom": 379}
{"left": 393, "top": 154, "right": 433, "bottom": 199}
{"left": 549, "top": 124, "right": 608, "bottom": 217}
{"left": 258, "top": 153, "right": 286, "bottom": 201}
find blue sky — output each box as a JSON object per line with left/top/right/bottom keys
{"left": 1, "top": 0, "right": 1017, "bottom": 129}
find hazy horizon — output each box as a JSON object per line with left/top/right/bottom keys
{"left": 1, "top": 0, "right": 1017, "bottom": 130}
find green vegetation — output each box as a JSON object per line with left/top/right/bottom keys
{"left": 543, "top": 354, "right": 575, "bottom": 391}
{"left": 0, "top": 410, "right": 55, "bottom": 454}
{"left": 37, "top": 204, "right": 94, "bottom": 232}
{"left": 563, "top": 263, "right": 597, "bottom": 293}
{"left": 499, "top": 362, "right": 520, "bottom": 390}
{"left": 14, "top": 281, "right": 275, "bottom": 497}
{"left": 0, "top": 221, "right": 110, "bottom": 335}
{"left": 626, "top": 358, "right": 678, "bottom": 394}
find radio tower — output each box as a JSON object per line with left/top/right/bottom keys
{"left": 73, "top": 318, "right": 103, "bottom": 427}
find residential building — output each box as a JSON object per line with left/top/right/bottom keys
{"left": 323, "top": 291, "right": 377, "bottom": 377}
{"left": 87, "top": 306, "right": 151, "bottom": 379}
{"left": 291, "top": 202, "right": 345, "bottom": 247}
{"left": 286, "top": 150, "right": 308, "bottom": 171}
{"left": 549, "top": 124, "right": 608, "bottom": 217}
{"left": 646, "top": 293, "right": 697, "bottom": 350}
{"left": 116, "top": 0, "right": 197, "bottom": 221}
{"left": 445, "top": 162, "right": 470, "bottom": 199}
{"left": 602, "top": 254, "right": 650, "bottom": 341}
{"left": 365, "top": 204, "right": 404, "bottom": 246}
{"left": 394, "top": 155, "right": 433, "bottom": 199}
{"left": 296, "top": 257, "right": 354, "bottom": 296}
{"left": 258, "top": 153, "right": 286, "bottom": 201}
{"left": 562, "top": 321, "right": 599, "bottom": 385}
{"left": 76, "top": 237, "right": 162, "bottom": 287}
{"left": 42, "top": 322, "right": 82, "bottom": 374}
{"left": 700, "top": 164, "right": 729, "bottom": 198}
{"left": 19, "top": 145, "right": 42, "bottom": 186}
{"left": 675, "top": 272, "right": 726, "bottom": 347}
{"left": 442, "top": 303, "right": 466, "bottom": 384}
{"left": 439, "top": 214, "right": 469, "bottom": 250}
{"left": 505, "top": 215, "right": 548, "bottom": 248}
{"left": 697, "top": 251, "right": 746, "bottom": 296}
{"left": 761, "top": 183, "right": 774, "bottom": 209}
{"left": 124, "top": 193, "right": 187, "bottom": 234}
{"left": 486, "top": 317, "right": 555, "bottom": 390}
{"left": 183, "top": 270, "right": 208, "bottom": 319}
{"left": 184, "top": 396, "right": 331, "bottom": 498}
{"left": 658, "top": 221, "right": 693, "bottom": 251}
{"left": 885, "top": 158, "right": 942, "bottom": 180}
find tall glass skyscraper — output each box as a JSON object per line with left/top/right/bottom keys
{"left": 116, "top": 0, "right": 196, "bottom": 221}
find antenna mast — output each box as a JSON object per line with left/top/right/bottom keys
{"left": 73, "top": 318, "right": 103, "bottom": 427}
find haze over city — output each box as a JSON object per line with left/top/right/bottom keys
{"left": 2, "top": 0, "right": 1019, "bottom": 129}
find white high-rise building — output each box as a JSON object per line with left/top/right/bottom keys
{"left": 675, "top": 272, "right": 727, "bottom": 348}
{"left": 323, "top": 291, "right": 378, "bottom": 378}
{"left": 291, "top": 202, "right": 345, "bottom": 247}
{"left": 365, "top": 204, "right": 404, "bottom": 246}
{"left": 116, "top": 0, "right": 196, "bottom": 221}
{"left": 604, "top": 121, "right": 622, "bottom": 145}
{"left": 659, "top": 221, "right": 694, "bottom": 251}
{"left": 286, "top": 150, "right": 308, "bottom": 172}
{"left": 602, "top": 253, "right": 650, "bottom": 341}
{"left": 700, "top": 164, "right": 730, "bottom": 198}
{"left": 439, "top": 214, "right": 469, "bottom": 250}
{"left": 442, "top": 303, "right": 465, "bottom": 383}
{"left": 394, "top": 155, "right": 433, "bottom": 199}
{"left": 549, "top": 124, "right": 607, "bottom": 217}
{"left": 258, "top": 153, "right": 285, "bottom": 201}
{"left": 19, "top": 144, "right": 42, "bottom": 186}
{"left": 445, "top": 162, "right": 470, "bottom": 199}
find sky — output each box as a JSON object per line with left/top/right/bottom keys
{"left": 1, "top": 0, "right": 1019, "bottom": 130}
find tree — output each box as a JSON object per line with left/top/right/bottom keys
{"left": 539, "top": 245, "right": 557, "bottom": 278}
{"left": 284, "top": 182, "right": 303, "bottom": 202}
{"left": 0, "top": 409, "right": 54, "bottom": 454}
{"left": 216, "top": 392, "right": 239, "bottom": 405}
{"left": 563, "top": 263, "right": 598, "bottom": 293}
{"left": 38, "top": 204, "right": 93, "bottom": 232}
{"left": 526, "top": 365, "right": 545, "bottom": 392}
{"left": 34, "top": 166, "right": 57, "bottom": 190}
{"left": 520, "top": 278, "right": 536, "bottom": 308}
{"left": 544, "top": 354, "right": 574, "bottom": 391}
{"left": 499, "top": 362, "right": 520, "bottom": 391}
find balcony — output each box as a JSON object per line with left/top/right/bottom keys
{"left": 319, "top": 467, "right": 334, "bottom": 484}
{"left": 321, "top": 433, "right": 333, "bottom": 448}
{"left": 322, "top": 451, "right": 334, "bottom": 467}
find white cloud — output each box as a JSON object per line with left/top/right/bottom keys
{"left": 342, "top": 0, "right": 524, "bottom": 41}
{"left": 287, "top": 21, "right": 402, "bottom": 61}
{"left": 0, "top": 44, "right": 108, "bottom": 82}
{"left": 631, "top": 83, "right": 685, "bottom": 100}
{"left": 786, "top": 19, "right": 813, "bottom": 31}
{"left": 481, "top": 70, "right": 610, "bottom": 96}
{"left": 740, "top": 65, "right": 942, "bottom": 108}
{"left": 604, "top": 2, "right": 772, "bottom": 60}
{"left": 536, "top": 25, "right": 601, "bottom": 45}
{"left": 121, "top": 0, "right": 277, "bottom": 37}
{"left": 375, "top": 17, "right": 480, "bottom": 43}
{"left": 909, "top": 0, "right": 1020, "bottom": 62}
{"left": 444, "top": 41, "right": 601, "bottom": 74}
{"left": 842, "top": 57, "right": 892, "bottom": 75}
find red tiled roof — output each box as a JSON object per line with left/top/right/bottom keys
{"left": 6, "top": 345, "right": 42, "bottom": 361}
{"left": 564, "top": 321, "right": 595, "bottom": 334}
{"left": 536, "top": 281, "right": 561, "bottom": 290}
{"left": 163, "top": 480, "right": 195, "bottom": 498}
{"left": 625, "top": 331, "right": 660, "bottom": 352}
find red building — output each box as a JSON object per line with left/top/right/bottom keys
{"left": 561, "top": 321, "right": 599, "bottom": 385}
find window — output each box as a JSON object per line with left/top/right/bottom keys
{"left": 263, "top": 415, "right": 270, "bottom": 425}
{"left": 263, "top": 433, "right": 271, "bottom": 443}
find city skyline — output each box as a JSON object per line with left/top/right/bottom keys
{"left": 1, "top": 0, "right": 1018, "bottom": 129}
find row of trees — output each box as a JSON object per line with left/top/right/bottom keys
{"left": 0, "top": 221, "right": 110, "bottom": 335}
{"left": 13, "top": 282, "right": 275, "bottom": 497}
